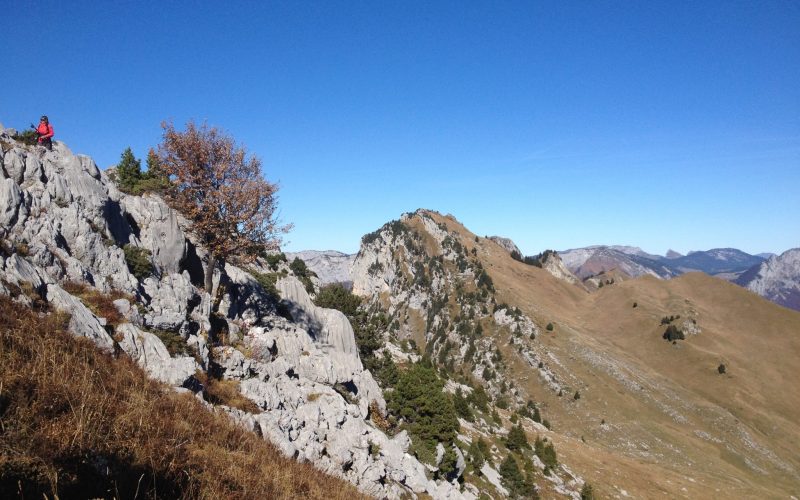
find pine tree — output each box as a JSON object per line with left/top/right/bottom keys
{"left": 506, "top": 423, "right": 529, "bottom": 452}
{"left": 116, "top": 147, "right": 142, "bottom": 193}
{"left": 499, "top": 454, "right": 528, "bottom": 498}
{"left": 386, "top": 362, "right": 458, "bottom": 462}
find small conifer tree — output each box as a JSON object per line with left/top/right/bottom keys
{"left": 116, "top": 147, "right": 143, "bottom": 193}
{"left": 506, "top": 422, "right": 529, "bottom": 452}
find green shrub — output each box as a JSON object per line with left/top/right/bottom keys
{"left": 123, "top": 244, "right": 153, "bottom": 280}
{"left": 289, "top": 257, "right": 315, "bottom": 294}
{"left": 247, "top": 269, "right": 280, "bottom": 300}
{"left": 574, "top": 390, "right": 581, "bottom": 400}
{"left": 662, "top": 324, "right": 684, "bottom": 342}
{"left": 717, "top": 363, "right": 726, "bottom": 374}
{"left": 534, "top": 435, "right": 557, "bottom": 469}
{"left": 263, "top": 252, "right": 286, "bottom": 270}
{"left": 453, "top": 388, "right": 474, "bottom": 422}
{"left": 149, "top": 328, "right": 191, "bottom": 356}
{"left": 468, "top": 438, "right": 488, "bottom": 473}
{"left": 546, "top": 322, "right": 554, "bottom": 332}
{"left": 499, "top": 454, "right": 535, "bottom": 499}
{"left": 505, "top": 423, "right": 529, "bottom": 452}
{"left": 532, "top": 406, "right": 542, "bottom": 424}
{"left": 13, "top": 129, "right": 39, "bottom": 146}
{"left": 387, "top": 362, "right": 458, "bottom": 463}
{"left": 581, "top": 482, "right": 595, "bottom": 500}
{"left": 468, "top": 385, "right": 490, "bottom": 413}
{"left": 314, "top": 283, "right": 361, "bottom": 316}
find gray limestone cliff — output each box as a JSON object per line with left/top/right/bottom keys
{"left": 0, "top": 127, "right": 466, "bottom": 499}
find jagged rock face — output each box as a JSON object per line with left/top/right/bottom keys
{"left": 121, "top": 194, "right": 188, "bottom": 275}
{"left": 737, "top": 248, "right": 800, "bottom": 311}
{"left": 0, "top": 128, "right": 468, "bottom": 499}
{"left": 488, "top": 236, "right": 521, "bottom": 257}
{"left": 1, "top": 136, "right": 143, "bottom": 295}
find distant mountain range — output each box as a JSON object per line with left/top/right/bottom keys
{"left": 559, "top": 246, "right": 766, "bottom": 281}
{"left": 284, "top": 250, "right": 355, "bottom": 287}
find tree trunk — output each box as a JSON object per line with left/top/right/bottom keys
{"left": 205, "top": 251, "right": 216, "bottom": 296}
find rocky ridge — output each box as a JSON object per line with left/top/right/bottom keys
{"left": 351, "top": 210, "right": 588, "bottom": 498}
{"left": 736, "top": 248, "right": 800, "bottom": 311}
{"left": 0, "top": 127, "right": 466, "bottom": 499}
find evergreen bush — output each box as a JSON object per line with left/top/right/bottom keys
{"left": 123, "top": 244, "right": 153, "bottom": 280}
{"left": 386, "top": 362, "right": 458, "bottom": 464}
{"left": 505, "top": 423, "right": 529, "bottom": 452}
{"left": 499, "top": 454, "right": 535, "bottom": 499}
{"left": 662, "top": 324, "right": 685, "bottom": 341}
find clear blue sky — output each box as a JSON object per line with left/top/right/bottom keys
{"left": 3, "top": 1, "right": 798, "bottom": 256}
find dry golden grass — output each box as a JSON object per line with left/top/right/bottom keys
{"left": 0, "top": 295, "right": 367, "bottom": 500}
{"left": 62, "top": 281, "right": 131, "bottom": 326}
{"left": 418, "top": 210, "right": 800, "bottom": 498}
{"left": 194, "top": 371, "right": 261, "bottom": 414}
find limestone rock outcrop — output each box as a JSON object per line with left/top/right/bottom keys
{"left": 0, "top": 126, "right": 467, "bottom": 499}
{"left": 117, "top": 323, "right": 199, "bottom": 386}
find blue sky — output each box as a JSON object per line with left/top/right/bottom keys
{"left": 3, "top": 1, "right": 798, "bottom": 255}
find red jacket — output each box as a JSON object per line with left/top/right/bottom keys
{"left": 37, "top": 122, "right": 54, "bottom": 141}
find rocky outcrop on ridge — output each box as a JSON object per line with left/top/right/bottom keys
{"left": 538, "top": 251, "right": 580, "bottom": 285}
{"left": 736, "top": 248, "right": 800, "bottom": 311}
{"left": 488, "top": 236, "right": 522, "bottom": 257}
{"left": 0, "top": 127, "right": 467, "bottom": 499}
{"left": 351, "top": 210, "right": 587, "bottom": 498}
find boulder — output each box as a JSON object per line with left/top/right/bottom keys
{"left": 46, "top": 283, "right": 115, "bottom": 352}
{"left": 117, "top": 323, "right": 198, "bottom": 386}
{"left": 143, "top": 272, "right": 199, "bottom": 331}
{"left": 3, "top": 149, "right": 25, "bottom": 185}
{"left": 0, "top": 178, "right": 24, "bottom": 227}
{"left": 212, "top": 345, "right": 253, "bottom": 379}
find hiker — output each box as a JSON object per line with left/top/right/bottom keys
{"left": 36, "top": 115, "right": 54, "bottom": 150}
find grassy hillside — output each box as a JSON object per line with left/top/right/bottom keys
{"left": 427, "top": 211, "right": 800, "bottom": 498}
{"left": 0, "top": 295, "right": 366, "bottom": 500}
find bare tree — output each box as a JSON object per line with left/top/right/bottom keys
{"left": 157, "top": 120, "right": 291, "bottom": 295}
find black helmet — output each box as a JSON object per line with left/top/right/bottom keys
{"left": 40, "top": 115, "right": 48, "bottom": 122}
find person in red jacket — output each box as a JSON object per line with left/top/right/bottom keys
{"left": 36, "top": 115, "right": 54, "bottom": 150}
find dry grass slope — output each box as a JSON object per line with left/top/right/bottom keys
{"left": 421, "top": 210, "right": 800, "bottom": 498}
{"left": 0, "top": 295, "right": 367, "bottom": 500}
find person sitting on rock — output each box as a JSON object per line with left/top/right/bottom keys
{"left": 36, "top": 115, "right": 54, "bottom": 151}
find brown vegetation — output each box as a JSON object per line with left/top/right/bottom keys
{"left": 0, "top": 295, "right": 366, "bottom": 499}
{"left": 193, "top": 371, "right": 260, "bottom": 414}
{"left": 62, "top": 281, "right": 129, "bottom": 326}
{"left": 157, "top": 121, "right": 292, "bottom": 294}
